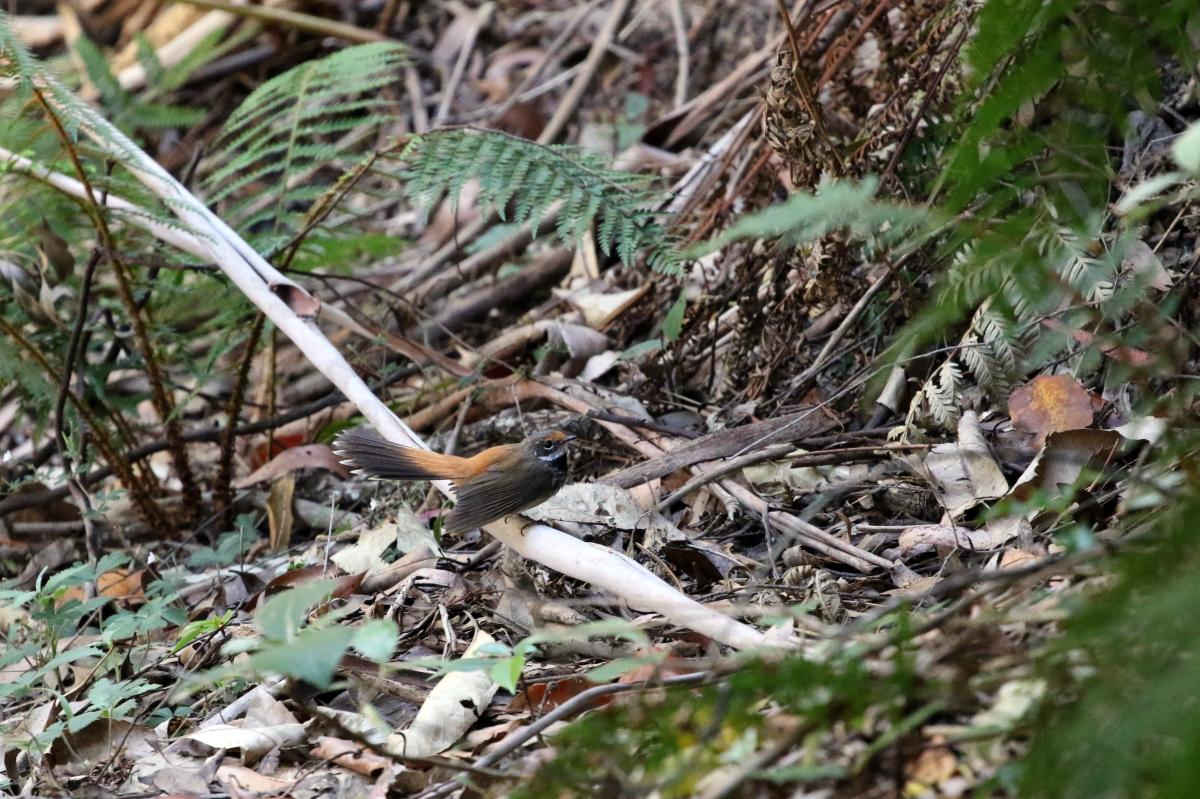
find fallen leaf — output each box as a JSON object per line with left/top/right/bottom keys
{"left": 234, "top": 444, "right": 350, "bottom": 489}
{"left": 272, "top": 283, "right": 320, "bottom": 318}
{"left": 905, "top": 738, "right": 957, "bottom": 786}
{"left": 331, "top": 524, "right": 398, "bottom": 575}
{"left": 385, "top": 628, "right": 499, "bottom": 758}
{"left": 1009, "top": 375, "right": 1094, "bottom": 444}
{"left": 216, "top": 763, "right": 311, "bottom": 793}
{"left": 97, "top": 568, "right": 146, "bottom": 606}
{"left": 523, "top": 482, "right": 682, "bottom": 541}
{"left": 1122, "top": 238, "right": 1172, "bottom": 290}
{"left": 185, "top": 691, "right": 305, "bottom": 765}
{"left": 1010, "top": 429, "right": 1120, "bottom": 502}
{"left": 266, "top": 474, "right": 296, "bottom": 552}
{"left": 552, "top": 322, "right": 608, "bottom": 359}
{"left": 49, "top": 719, "right": 157, "bottom": 774}
{"left": 1115, "top": 414, "right": 1167, "bottom": 443}
{"left": 923, "top": 412, "right": 1009, "bottom": 517}
{"left": 311, "top": 737, "right": 390, "bottom": 777}
{"left": 565, "top": 285, "right": 650, "bottom": 329}
{"left": 506, "top": 676, "right": 604, "bottom": 713}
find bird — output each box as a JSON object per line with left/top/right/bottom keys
{"left": 333, "top": 428, "right": 576, "bottom": 534}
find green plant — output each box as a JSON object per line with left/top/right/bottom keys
{"left": 0, "top": 556, "right": 186, "bottom": 753}
{"left": 202, "top": 41, "right": 408, "bottom": 246}
{"left": 394, "top": 128, "right": 681, "bottom": 272}
{"left": 198, "top": 580, "right": 398, "bottom": 690}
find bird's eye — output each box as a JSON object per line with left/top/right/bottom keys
{"left": 541, "top": 440, "right": 555, "bottom": 452}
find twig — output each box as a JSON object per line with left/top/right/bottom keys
{"left": 215, "top": 312, "right": 266, "bottom": 525}
{"left": 54, "top": 248, "right": 103, "bottom": 558}
{"left": 176, "top": 0, "right": 393, "bottom": 43}
{"left": 668, "top": 0, "right": 690, "bottom": 107}
{"left": 0, "top": 367, "right": 419, "bottom": 517}
{"left": 656, "top": 443, "right": 795, "bottom": 510}
{"left": 539, "top": 0, "right": 630, "bottom": 145}
{"left": 432, "top": 3, "right": 494, "bottom": 127}
{"left": 586, "top": 410, "right": 702, "bottom": 440}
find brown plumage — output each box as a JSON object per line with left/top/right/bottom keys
{"left": 334, "top": 428, "right": 575, "bottom": 534}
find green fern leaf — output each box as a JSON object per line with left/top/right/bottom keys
{"left": 203, "top": 41, "right": 407, "bottom": 234}
{"left": 395, "top": 129, "right": 679, "bottom": 272}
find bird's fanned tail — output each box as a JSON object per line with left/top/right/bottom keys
{"left": 333, "top": 429, "right": 469, "bottom": 482}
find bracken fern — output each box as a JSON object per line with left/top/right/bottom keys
{"left": 393, "top": 128, "right": 681, "bottom": 272}
{"left": 202, "top": 41, "right": 408, "bottom": 245}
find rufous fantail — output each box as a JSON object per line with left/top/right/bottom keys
{"left": 334, "top": 428, "right": 576, "bottom": 534}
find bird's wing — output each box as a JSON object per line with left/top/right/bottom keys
{"left": 444, "top": 466, "right": 556, "bottom": 534}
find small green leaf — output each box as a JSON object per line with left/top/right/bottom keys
{"left": 1172, "top": 122, "right": 1200, "bottom": 173}
{"left": 174, "top": 610, "right": 234, "bottom": 652}
{"left": 662, "top": 292, "right": 686, "bottom": 341}
{"left": 584, "top": 651, "right": 667, "bottom": 683}
{"left": 256, "top": 580, "right": 336, "bottom": 641}
{"left": 352, "top": 620, "right": 399, "bottom": 663}
{"left": 489, "top": 652, "right": 525, "bottom": 693}
{"left": 249, "top": 624, "right": 355, "bottom": 688}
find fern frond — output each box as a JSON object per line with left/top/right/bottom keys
{"left": 202, "top": 42, "right": 407, "bottom": 234}
{"left": 394, "top": 128, "right": 680, "bottom": 272}
{"left": 701, "top": 177, "right": 937, "bottom": 253}
{"left": 924, "top": 359, "right": 963, "bottom": 428}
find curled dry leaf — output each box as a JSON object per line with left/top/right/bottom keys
{"left": 385, "top": 628, "right": 499, "bottom": 758}
{"left": 1010, "top": 429, "right": 1120, "bottom": 503}
{"left": 552, "top": 322, "right": 609, "bottom": 359}
{"left": 1008, "top": 374, "right": 1094, "bottom": 445}
{"left": 566, "top": 285, "right": 650, "bottom": 329}
{"left": 923, "top": 412, "right": 1009, "bottom": 517}
{"left": 184, "top": 691, "right": 305, "bottom": 765}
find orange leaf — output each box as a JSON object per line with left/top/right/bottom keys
{"left": 1009, "top": 375, "right": 1094, "bottom": 445}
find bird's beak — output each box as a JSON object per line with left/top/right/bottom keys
{"left": 562, "top": 434, "right": 578, "bottom": 443}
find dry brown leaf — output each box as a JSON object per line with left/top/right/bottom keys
{"left": 905, "top": 737, "right": 957, "bottom": 786}
{"left": 49, "top": 719, "right": 158, "bottom": 774}
{"left": 216, "top": 763, "right": 319, "bottom": 794}
{"left": 311, "top": 737, "right": 390, "bottom": 777}
{"left": 97, "top": 568, "right": 146, "bottom": 606}
{"left": 331, "top": 524, "right": 398, "bottom": 575}
{"left": 271, "top": 283, "right": 320, "bottom": 318}
{"left": 266, "top": 474, "right": 295, "bottom": 552}
{"left": 234, "top": 444, "right": 349, "bottom": 489}
{"left": 1009, "top": 375, "right": 1094, "bottom": 444}
{"left": 1010, "top": 429, "right": 1120, "bottom": 502}
{"left": 566, "top": 285, "right": 650, "bottom": 329}
{"left": 185, "top": 692, "right": 305, "bottom": 765}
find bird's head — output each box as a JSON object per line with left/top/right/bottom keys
{"left": 523, "top": 429, "right": 577, "bottom": 463}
